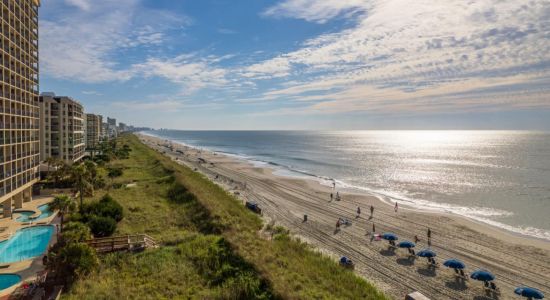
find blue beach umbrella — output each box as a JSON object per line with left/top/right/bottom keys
{"left": 382, "top": 233, "right": 398, "bottom": 241}
{"left": 417, "top": 249, "right": 437, "bottom": 258}
{"left": 514, "top": 287, "right": 544, "bottom": 299}
{"left": 470, "top": 269, "right": 495, "bottom": 282}
{"left": 397, "top": 241, "right": 415, "bottom": 248}
{"left": 443, "top": 259, "right": 466, "bottom": 269}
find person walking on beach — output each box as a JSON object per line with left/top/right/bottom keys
{"left": 427, "top": 228, "right": 432, "bottom": 245}
{"left": 356, "top": 206, "right": 361, "bottom": 218}
{"left": 394, "top": 202, "right": 398, "bottom": 213}
{"left": 370, "top": 205, "right": 374, "bottom": 217}
{"left": 414, "top": 235, "right": 419, "bottom": 244}
{"left": 330, "top": 193, "right": 333, "bottom": 201}
{"left": 372, "top": 223, "right": 376, "bottom": 233}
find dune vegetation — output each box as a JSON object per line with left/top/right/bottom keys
{"left": 62, "top": 134, "right": 388, "bottom": 299}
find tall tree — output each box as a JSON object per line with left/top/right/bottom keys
{"left": 71, "top": 164, "right": 92, "bottom": 211}
{"left": 45, "top": 158, "right": 66, "bottom": 186}
{"left": 49, "top": 194, "right": 74, "bottom": 230}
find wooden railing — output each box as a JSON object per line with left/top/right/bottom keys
{"left": 86, "top": 234, "right": 158, "bottom": 253}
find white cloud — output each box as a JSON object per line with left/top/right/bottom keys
{"left": 256, "top": 0, "right": 550, "bottom": 114}
{"left": 242, "top": 56, "right": 292, "bottom": 79}
{"left": 64, "top": 0, "right": 90, "bottom": 11}
{"left": 82, "top": 90, "right": 103, "bottom": 96}
{"left": 40, "top": 0, "right": 188, "bottom": 83}
{"left": 134, "top": 54, "right": 229, "bottom": 93}
{"left": 262, "top": 0, "right": 368, "bottom": 24}
{"left": 41, "top": 0, "right": 550, "bottom": 118}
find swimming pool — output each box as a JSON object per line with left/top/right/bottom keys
{"left": 0, "top": 274, "right": 21, "bottom": 290}
{"left": 0, "top": 226, "right": 54, "bottom": 264}
{"left": 16, "top": 204, "right": 53, "bottom": 222}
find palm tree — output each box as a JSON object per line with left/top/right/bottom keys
{"left": 49, "top": 194, "right": 73, "bottom": 230}
{"left": 45, "top": 157, "right": 66, "bottom": 186}
{"left": 71, "top": 164, "right": 92, "bottom": 211}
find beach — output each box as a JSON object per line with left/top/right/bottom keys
{"left": 138, "top": 133, "right": 550, "bottom": 300}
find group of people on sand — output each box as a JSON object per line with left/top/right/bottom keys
{"left": 330, "top": 191, "right": 341, "bottom": 201}
{"left": 330, "top": 182, "right": 437, "bottom": 246}
{"left": 332, "top": 199, "right": 433, "bottom": 247}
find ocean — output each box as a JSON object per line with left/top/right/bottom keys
{"left": 144, "top": 130, "right": 550, "bottom": 241}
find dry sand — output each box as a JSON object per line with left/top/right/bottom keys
{"left": 138, "top": 133, "right": 550, "bottom": 300}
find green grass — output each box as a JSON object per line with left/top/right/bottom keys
{"left": 62, "top": 134, "right": 388, "bottom": 300}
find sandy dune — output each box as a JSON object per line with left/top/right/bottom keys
{"left": 138, "top": 134, "right": 550, "bottom": 300}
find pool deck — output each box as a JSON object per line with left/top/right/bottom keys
{"left": 0, "top": 196, "right": 59, "bottom": 297}
{"left": 0, "top": 197, "right": 57, "bottom": 243}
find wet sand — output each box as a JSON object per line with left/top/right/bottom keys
{"left": 138, "top": 133, "right": 550, "bottom": 300}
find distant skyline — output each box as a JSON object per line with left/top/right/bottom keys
{"left": 40, "top": 0, "right": 550, "bottom": 130}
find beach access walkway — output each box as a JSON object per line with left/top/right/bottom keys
{"left": 85, "top": 234, "right": 158, "bottom": 253}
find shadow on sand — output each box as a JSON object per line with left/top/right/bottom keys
{"left": 379, "top": 247, "right": 396, "bottom": 257}
{"left": 417, "top": 265, "right": 437, "bottom": 277}
{"left": 396, "top": 257, "right": 415, "bottom": 266}
{"left": 445, "top": 278, "right": 468, "bottom": 291}
{"left": 473, "top": 293, "right": 500, "bottom": 300}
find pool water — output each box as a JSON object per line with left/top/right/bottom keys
{"left": 0, "top": 274, "right": 21, "bottom": 290}
{"left": 16, "top": 204, "right": 53, "bottom": 222}
{"left": 0, "top": 226, "right": 54, "bottom": 264}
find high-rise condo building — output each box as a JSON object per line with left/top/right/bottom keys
{"left": 118, "top": 122, "right": 127, "bottom": 132}
{"left": 101, "top": 122, "right": 108, "bottom": 139}
{"left": 1, "top": 0, "right": 41, "bottom": 218}
{"left": 39, "top": 94, "right": 85, "bottom": 164}
{"left": 107, "top": 117, "right": 117, "bottom": 138}
{"left": 86, "top": 113, "right": 102, "bottom": 149}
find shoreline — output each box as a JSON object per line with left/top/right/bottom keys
{"left": 139, "top": 131, "right": 549, "bottom": 247}
{"left": 138, "top": 132, "right": 550, "bottom": 299}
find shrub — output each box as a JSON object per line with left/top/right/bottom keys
{"left": 98, "top": 195, "right": 124, "bottom": 221}
{"left": 221, "top": 272, "right": 269, "bottom": 300}
{"left": 83, "top": 194, "right": 124, "bottom": 222}
{"left": 88, "top": 216, "right": 116, "bottom": 237}
{"left": 107, "top": 166, "right": 123, "bottom": 178}
{"left": 58, "top": 243, "right": 99, "bottom": 278}
{"left": 62, "top": 222, "right": 92, "bottom": 244}
{"left": 93, "top": 176, "right": 106, "bottom": 189}
{"left": 178, "top": 235, "right": 273, "bottom": 298}
{"left": 93, "top": 154, "right": 110, "bottom": 165}
{"left": 167, "top": 183, "right": 196, "bottom": 204}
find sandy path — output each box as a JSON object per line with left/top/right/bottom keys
{"left": 138, "top": 134, "right": 550, "bottom": 300}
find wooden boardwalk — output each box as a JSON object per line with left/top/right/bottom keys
{"left": 86, "top": 234, "right": 158, "bottom": 253}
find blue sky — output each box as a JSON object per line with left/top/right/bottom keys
{"left": 39, "top": 0, "right": 550, "bottom": 130}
